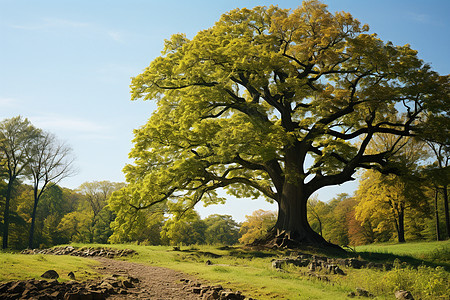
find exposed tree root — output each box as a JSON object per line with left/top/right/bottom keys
{"left": 249, "top": 228, "right": 347, "bottom": 255}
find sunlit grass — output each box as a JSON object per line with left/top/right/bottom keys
{"left": 355, "top": 240, "right": 450, "bottom": 265}
{"left": 2, "top": 241, "right": 448, "bottom": 299}
{"left": 0, "top": 252, "right": 101, "bottom": 282}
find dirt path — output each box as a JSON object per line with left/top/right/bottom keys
{"left": 93, "top": 257, "right": 201, "bottom": 300}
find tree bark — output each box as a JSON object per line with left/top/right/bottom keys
{"left": 397, "top": 208, "right": 405, "bottom": 243}
{"left": 435, "top": 188, "right": 442, "bottom": 241}
{"left": 443, "top": 186, "right": 449, "bottom": 239}
{"left": 2, "top": 181, "right": 13, "bottom": 249}
{"left": 253, "top": 146, "right": 343, "bottom": 251}
{"left": 28, "top": 186, "right": 40, "bottom": 249}
{"left": 264, "top": 181, "right": 341, "bottom": 250}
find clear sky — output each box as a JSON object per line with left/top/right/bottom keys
{"left": 1, "top": 0, "right": 449, "bottom": 222}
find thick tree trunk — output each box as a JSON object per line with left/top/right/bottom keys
{"left": 259, "top": 181, "right": 341, "bottom": 251}
{"left": 2, "top": 181, "right": 13, "bottom": 249}
{"left": 252, "top": 145, "right": 344, "bottom": 251}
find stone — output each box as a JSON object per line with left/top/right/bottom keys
{"left": 8, "top": 281, "right": 25, "bottom": 293}
{"left": 272, "top": 260, "right": 283, "bottom": 269}
{"left": 356, "top": 287, "right": 373, "bottom": 297}
{"left": 203, "top": 289, "right": 220, "bottom": 299}
{"left": 334, "top": 266, "right": 345, "bottom": 275}
{"left": 41, "top": 270, "right": 59, "bottom": 279}
{"left": 68, "top": 271, "right": 76, "bottom": 280}
{"left": 64, "top": 292, "right": 82, "bottom": 300}
{"left": 395, "top": 290, "right": 415, "bottom": 300}
{"left": 121, "top": 279, "right": 134, "bottom": 288}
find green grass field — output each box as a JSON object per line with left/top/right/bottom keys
{"left": 0, "top": 252, "right": 101, "bottom": 282}
{"left": 355, "top": 240, "right": 450, "bottom": 267}
{"left": 1, "top": 240, "right": 449, "bottom": 299}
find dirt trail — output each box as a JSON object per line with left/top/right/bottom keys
{"left": 93, "top": 257, "right": 201, "bottom": 300}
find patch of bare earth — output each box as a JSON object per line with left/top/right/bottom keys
{"left": 94, "top": 257, "right": 200, "bottom": 300}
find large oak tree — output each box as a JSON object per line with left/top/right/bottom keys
{"left": 113, "top": 1, "right": 449, "bottom": 249}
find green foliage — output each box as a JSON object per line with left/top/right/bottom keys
{"left": 204, "top": 214, "right": 240, "bottom": 245}
{"left": 108, "top": 184, "right": 165, "bottom": 245}
{"left": 118, "top": 0, "right": 448, "bottom": 247}
{"left": 0, "top": 116, "right": 41, "bottom": 248}
{"left": 161, "top": 210, "right": 206, "bottom": 245}
{"left": 239, "top": 209, "right": 276, "bottom": 244}
{"left": 345, "top": 260, "right": 449, "bottom": 299}
{"left": 355, "top": 170, "right": 432, "bottom": 243}
{"left": 76, "top": 181, "right": 125, "bottom": 243}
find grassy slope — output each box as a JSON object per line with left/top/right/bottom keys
{"left": 355, "top": 240, "right": 450, "bottom": 269}
{"left": 356, "top": 240, "right": 450, "bottom": 259}
{"left": 0, "top": 252, "right": 101, "bottom": 282}
{"left": 73, "top": 241, "right": 449, "bottom": 300}
{"left": 1, "top": 240, "right": 449, "bottom": 299}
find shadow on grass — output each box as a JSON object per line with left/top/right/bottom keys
{"left": 171, "top": 244, "right": 449, "bottom": 270}
{"left": 354, "top": 249, "right": 450, "bottom": 270}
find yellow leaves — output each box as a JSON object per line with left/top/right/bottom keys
{"left": 162, "top": 33, "right": 189, "bottom": 55}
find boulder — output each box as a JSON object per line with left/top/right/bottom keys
{"left": 68, "top": 271, "right": 76, "bottom": 280}
{"left": 41, "top": 270, "right": 59, "bottom": 279}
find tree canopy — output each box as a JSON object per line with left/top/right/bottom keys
{"left": 112, "top": 0, "right": 449, "bottom": 249}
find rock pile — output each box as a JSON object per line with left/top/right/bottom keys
{"left": 180, "top": 279, "right": 255, "bottom": 300}
{"left": 21, "top": 246, "right": 136, "bottom": 258}
{"left": 0, "top": 275, "right": 139, "bottom": 300}
{"left": 272, "top": 253, "right": 392, "bottom": 272}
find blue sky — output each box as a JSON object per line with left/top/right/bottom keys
{"left": 1, "top": 0, "right": 449, "bottom": 222}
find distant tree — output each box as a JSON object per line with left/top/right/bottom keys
{"left": 78, "top": 181, "right": 125, "bottom": 242}
{"left": 325, "top": 194, "right": 355, "bottom": 246}
{"left": 160, "top": 210, "right": 206, "bottom": 246}
{"left": 239, "top": 210, "right": 276, "bottom": 245}
{"left": 347, "top": 207, "right": 375, "bottom": 246}
{"left": 355, "top": 170, "right": 430, "bottom": 243}
{"left": 122, "top": 0, "right": 448, "bottom": 250}
{"left": 355, "top": 133, "right": 432, "bottom": 242}
{"left": 416, "top": 87, "right": 450, "bottom": 239}
{"left": 0, "top": 116, "right": 39, "bottom": 249}
{"left": 57, "top": 211, "right": 91, "bottom": 243}
{"left": 308, "top": 193, "right": 358, "bottom": 246}
{"left": 27, "top": 131, "right": 75, "bottom": 248}
{"left": 204, "top": 214, "right": 240, "bottom": 245}
{"left": 307, "top": 195, "right": 328, "bottom": 237}
{"left": 424, "top": 141, "right": 449, "bottom": 239}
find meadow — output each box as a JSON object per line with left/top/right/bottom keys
{"left": 1, "top": 240, "right": 449, "bottom": 300}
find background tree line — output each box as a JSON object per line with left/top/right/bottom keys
{"left": 2, "top": 116, "right": 448, "bottom": 249}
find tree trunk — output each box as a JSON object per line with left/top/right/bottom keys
{"left": 263, "top": 181, "right": 341, "bottom": 250}
{"left": 435, "top": 188, "right": 442, "bottom": 241}
{"left": 2, "top": 181, "right": 13, "bottom": 249}
{"left": 443, "top": 186, "right": 449, "bottom": 239}
{"left": 28, "top": 191, "right": 39, "bottom": 249}
{"left": 397, "top": 208, "right": 405, "bottom": 243}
